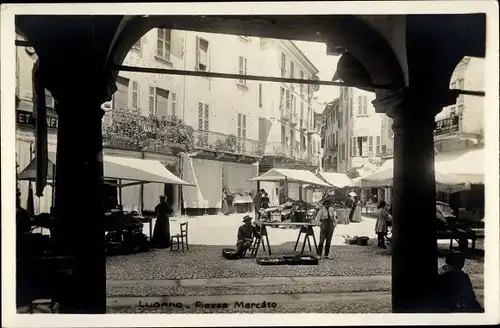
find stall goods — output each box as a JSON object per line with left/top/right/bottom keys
{"left": 256, "top": 257, "right": 287, "bottom": 266}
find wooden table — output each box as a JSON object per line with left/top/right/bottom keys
{"left": 254, "top": 221, "right": 318, "bottom": 256}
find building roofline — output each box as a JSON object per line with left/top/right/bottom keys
{"left": 321, "top": 97, "right": 340, "bottom": 116}
{"left": 290, "top": 41, "right": 320, "bottom": 74}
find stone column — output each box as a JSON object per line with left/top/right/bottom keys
{"left": 51, "top": 76, "right": 109, "bottom": 313}
{"left": 375, "top": 89, "right": 441, "bottom": 313}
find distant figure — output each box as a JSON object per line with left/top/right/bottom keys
{"left": 375, "top": 201, "right": 392, "bottom": 249}
{"left": 152, "top": 195, "right": 173, "bottom": 248}
{"left": 222, "top": 188, "right": 230, "bottom": 215}
{"left": 437, "top": 252, "right": 483, "bottom": 312}
{"left": 315, "top": 199, "right": 337, "bottom": 259}
{"left": 253, "top": 189, "right": 264, "bottom": 220}
{"left": 234, "top": 215, "right": 261, "bottom": 257}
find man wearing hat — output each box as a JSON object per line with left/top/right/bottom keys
{"left": 235, "top": 215, "right": 261, "bottom": 257}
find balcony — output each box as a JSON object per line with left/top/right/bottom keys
{"left": 265, "top": 142, "right": 292, "bottom": 158}
{"left": 280, "top": 106, "right": 291, "bottom": 122}
{"left": 193, "top": 130, "right": 264, "bottom": 157}
{"left": 299, "top": 119, "right": 308, "bottom": 132}
{"left": 264, "top": 142, "right": 320, "bottom": 166}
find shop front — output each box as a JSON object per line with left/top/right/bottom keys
{"left": 181, "top": 150, "right": 259, "bottom": 215}
{"left": 16, "top": 109, "right": 58, "bottom": 214}
{"left": 102, "top": 134, "right": 182, "bottom": 213}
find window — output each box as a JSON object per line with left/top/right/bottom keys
{"left": 350, "top": 99, "right": 353, "bottom": 118}
{"left": 132, "top": 37, "right": 142, "bottom": 52}
{"left": 237, "top": 113, "right": 247, "bottom": 151}
{"left": 148, "top": 86, "right": 169, "bottom": 117}
{"left": 258, "top": 84, "right": 263, "bottom": 107}
{"left": 290, "top": 61, "right": 295, "bottom": 79}
{"left": 368, "top": 136, "right": 373, "bottom": 154}
{"left": 449, "top": 106, "right": 456, "bottom": 116}
{"left": 291, "top": 95, "right": 296, "bottom": 119}
{"left": 350, "top": 137, "right": 355, "bottom": 157}
{"left": 353, "top": 137, "right": 359, "bottom": 156}
{"left": 198, "top": 102, "right": 210, "bottom": 131}
{"left": 363, "top": 96, "right": 368, "bottom": 115}
{"left": 281, "top": 125, "right": 286, "bottom": 144}
{"left": 361, "top": 136, "right": 368, "bottom": 157}
{"left": 171, "top": 92, "right": 177, "bottom": 116}
{"left": 196, "top": 37, "right": 209, "bottom": 71}
{"left": 131, "top": 81, "right": 139, "bottom": 111}
{"left": 285, "top": 89, "right": 291, "bottom": 110}
{"left": 238, "top": 56, "right": 247, "bottom": 85}
{"left": 113, "top": 76, "right": 129, "bottom": 111}
{"left": 335, "top": 131, "right": 338, "bottom": 147}
{"left": 280, "top": 53, "right": 286, "bottom": 77}
{"left": 457, "top": 104, "right": 464, "bottom": 114}
{"left": 300, "top": 102, "right": 304, "bottom": 127}
{"left": 376, "top": 136, "right": 381, "bottom": 155}
{"left": 338, "top": 110, "right": 342, "bottom": 128}
{"left": 301, "top": 134, "right": 306, "bottom": 149}
{"left": 280, "top": 87, "right": 285, "bottom": 109}
{"left": 156, "top": 29, "right": 171, "bottom": 61}
{"left": 45, "top": 89, "right": 55, "bottom": 109}
{"left": 300, "top": 71, "right": 304, "bottom": 94}
{"left": 357, "top": 96, "right": 363, "bottom": 115}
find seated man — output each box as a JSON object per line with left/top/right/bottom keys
{"left": 235, "top": 215, "right": 261, "bottom": 257}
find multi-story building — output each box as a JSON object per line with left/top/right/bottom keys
{"left": 16, "top": 29, "right": 322, "bottom": 215}
{"left": 322, "top": 86, "right": 383, "bottom": 178}
{"left": 379, "top": 56, "right": 484, "bottom": 208}
{"left": 255, "top": 38, "right": 321, "bottom": 203}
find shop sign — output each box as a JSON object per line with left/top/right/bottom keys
{"left": 103, "top": 134, "right": 141, "bottom": 152}
{"left": 17, "top": 110, "right": 58, "bottom": 129}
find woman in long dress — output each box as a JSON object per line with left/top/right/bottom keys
{"left": 374, "top": 201, "right": 392, "bottom": 249}
{"left": 152, "top": 195, "right": 174, "bottom": 248}
{"left": 222, "top": 188, "right": 230, "bottom": 215}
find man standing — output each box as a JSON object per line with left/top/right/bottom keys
{"left": 235, "top": 215, "right": 261, "bottom": 257}
{"left": 315, "top": 199, "right": 337, "bottom": 259}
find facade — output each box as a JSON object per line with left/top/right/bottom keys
{"left": 379, "top": 56, "right": 485, "bottom": 207}
{"left": 322, "top": 86, "right": 383, "bottom": 178}
{"left": 16, "top": 30, "right": 321, "bottom": 214}
{"left": 254, "top": 38, "right": 321, "bottom": 204}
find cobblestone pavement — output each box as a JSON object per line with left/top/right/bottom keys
{"left": 106, "top": 242, "right": 484, "bottom": 281}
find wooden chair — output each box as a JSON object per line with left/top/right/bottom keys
{"left": 243, "top": 235, "right": 265, "bottom": 258}
{"left": 170, "top": 222, "right": 189, "bottom": 252}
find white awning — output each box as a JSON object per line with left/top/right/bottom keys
{"left": 18, "top": 152, "right": 194, "bottom": 186}
{"left": 318, "top": 172, "right": 352, "bottom": 188}
{"left": 435, "top": 147, "right": 484, "bottom": 184}
{"left": 249, "top": 168, "right": 332, "bottom": 187}
{"left": 103, "top": 156, "right": 194, "bottom": 186}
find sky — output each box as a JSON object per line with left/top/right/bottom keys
{"left": 295, "top": 40, "right": 341, "bottom": 105}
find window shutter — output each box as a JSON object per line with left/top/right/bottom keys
{"left": 376, "top": 136, "right": 381, "bottom": 155}
{"left": 369, "top": 136, "right": 373, "bottom": 154}
{"left": 164, "top": 29, "right": 171, "bottom": 60}
{"left": 204, "top": 104, "right": 209, "bottom": 131}
{"left": 171, "top": 92, "right": 177, "bottom": 116}
{"left": 148, "top": 86, "right": 155, "bottom": 116}
{"left": 358, "top": 96, "right": 362, "bottom": 115}
{"left": 198, "top": 102, "right": 203, "bottom": 130}
{"left": 242, "top": 115, "right": 247, "bottom": 138}
{"left": 44, "top": 89, "right": 55, "bottom": 109}
{"left": 195, "top": 36, "right": 200, "bottom": 70}
{"left": 157, "top": 29, "right": 164, "bottom": 57}
{"left": 131, "top": 81, "right": 139, "bottom": 110}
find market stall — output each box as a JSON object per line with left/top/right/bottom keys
{"left": 18, "top": 153, "right": 195, "bottom": 254}
{"left": 249, "top": 169, "right": 331, "bottom": 223}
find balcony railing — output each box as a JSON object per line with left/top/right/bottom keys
{"left": 264, "top": 142, "right": 320, "bottom": 166}
{"left": 434, "top": 114, "right": 461, "bottom": 137}
{"left": 193, "top": 130, "right": 264, "bottom": 157}
{"left": 280, "top": 106, "right": 290, "bottom": 122}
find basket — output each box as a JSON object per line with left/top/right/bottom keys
{"left": 256, "top": 257, "right": 286, "bottom": 266}
{"left": 222, "top": 248, "right": 240, "bottom": 260}
{"left": 357, "top": 236, "right": 370, "bottom": 246}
